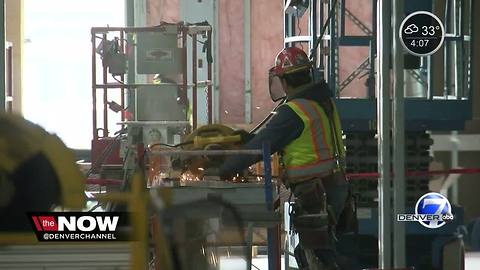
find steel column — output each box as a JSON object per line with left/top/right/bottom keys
{"left": 310, "top": 0, "right": 318, "bottom": 58}
{"left": 5, "top": 43, "right": 12, "bottom": 112}
{"left": 392, "top": 0, "right": 406, "bottom": 267}
{"left": 120, "top": 31, "right": 125, "bottom": 122}
{"left": 192, "top": 34, "right": 198, "bottom": 129}
{"left": 319, "top": 1, "right": 325, "bottom": 73}
{"left": 0, "top": 0, "right": 4, "bottom": 112}
{"left": 328, "top": 0, "right": 337, "bottom": 96}
{"left": 329, "top": 0, "right": 337, "bottom": 95}
{"left": 369, "top": 0, "right": 377, "bottom": 98}
{"left": 444, "top": 0, "right": 452, "bottom": 98}
{"left": 182, "top": 28, "right": 188, "bottom": 128}
{"left": 468, "top": 0, "right": 474, "bottom": 101}
{"left": 102, "top": 33, "right": 109, "bottom": 137}
{"left": 244, "top": 0, "right": 252, "bottom": 124}
{"left": 91, "top": 30, "right": 97, "bottom": 139}
{"left": 454, "top": 0, "right": 464, "bottom": 99}
{"left": 213, "top": 0, "right": 220, "bottom": 123}
{"left": 125, "top": 0, "right": 136, "bottom": 119}
{"left": 376, "top": 0, "right": 392, "bottom": 268}
{"left": 207, "top": 50, "right": 213, "bottom": 124}
{"left": 263, "top": 142, "right": 279, "bottom": 270}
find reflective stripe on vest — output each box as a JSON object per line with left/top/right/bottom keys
{"left": 283, "top": 98, "right": 336, "bottom": 180}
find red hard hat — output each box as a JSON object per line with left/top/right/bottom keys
{"left": 269, "top": 47, "right": 311, "bottom": 77}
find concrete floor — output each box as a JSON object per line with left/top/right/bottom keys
{"left": 466, "top": 252, "right": 480, "bottom": 270}
{"left": 219, "top": 255, "right": 287, "bottom": 270}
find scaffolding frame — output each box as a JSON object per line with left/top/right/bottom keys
{"left": 91, "top": 23, "right": 213, "bottom": 142}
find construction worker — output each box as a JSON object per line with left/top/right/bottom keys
{"left": 216, "top": 47, "right": 351, "bottom": 269}
{"left": 0, "top": 114, "right": 85, "bottom": 231}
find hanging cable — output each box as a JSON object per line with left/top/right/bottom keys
{"left": 249, "top": 97, "right": 287, "bottom": 134}
{"left": 148, "top": 141, "right": 194, "bottom": 149}
{"left": 309, "top": 0, "right": 339, "bottom": 60}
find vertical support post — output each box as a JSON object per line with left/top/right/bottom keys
{"left": 369, "top": 0, "right": 377, "bottom": 99}
{"left": 246, "top": 222, "right": 253, "bottom": 270}
{"left": 207, "top": 29, "right": 213, "bottom": 124}
{"left": 392, "top": 0, "right": 406, "bottom": 267}
{"left": 428, "top": 55, "right": 434, "bottom": 99}
{"left": 263, "top": 142, "right": 279, "bottom": 270}
{"left": 454, "top": 0, "right": 464, "bottom": 99}
{"left": 102, "top": 33, "right": 109, "bottom": 137}
{"left": 285, "top": 13, "right": 296, "bottom": 48}
{"left": 129, "top": 168, "right": 148, "bottom": 270}
{"left": 444, "top": 0, "right": 451, "bottom": 98}
{"left": 244, "top": 0, "right": 252, "bottom": 124}
{"left": 319, "top": 0, "right": 325, "bottom": 73}
{"left": 125, "top": 0, "right": 136, "bottom": 119}
{"left": 328, "top": 0, "right": 337, "bottom": 95}
{"left": 368, "top": 40, "right": 376, "bottom": 98}
{"left": 450, "top": 131, "right": 459, "bottom": 204}
{"left": 468, "top": 0, "right": 474, "bottom": 101}
{"left": 5, "top": 43, "right": 12, "bottom": 112}
{"left": 120, "top": 30, "right": 125, "bottom": 122}
{"left": 0, "top": 0, "right": 4, "bottom": 112}
{"left": 207, "top": 60, "right": 213, "bottom": 124}
{"left": 310, "top": 0, "right": 317, "bottom": 60}
{"left": 181, "top": 27, "right": 189, "bottom": 128}
{"left": 213, "top": 0, "right": 220, "bottom": 123}
{"left": 340, "top": 0, "right": 346, "bottom": 37}
{"left": 192, "top": 34, "right": 198, "bottom": 129}
{"left": 92, "top": 29, "right": 98, "bottom": 140}
{"left": 376, "top": 0, "right": 392, "bottom": 268}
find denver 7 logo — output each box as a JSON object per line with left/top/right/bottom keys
{"left": 415, "top": 192, "right": 453, "bottom": 229}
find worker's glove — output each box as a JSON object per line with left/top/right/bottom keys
{"left": 232, "top": 129, "right": 254, "bottom": 143}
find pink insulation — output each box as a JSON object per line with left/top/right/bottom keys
{"left": 218, "top": 0, "right": 246, "bottom": 123}
{"left": 250, "top": 1, "right": 284, "bottom": 124}
{"left": 147, "top": 0, "right": 372, "bottom": 124}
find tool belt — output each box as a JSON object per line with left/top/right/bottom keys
{"left": 289, "top": 172, "right": 356, "bottom": 249}
{"left": 290, "top": 177, "right": 333, "bottom": 249}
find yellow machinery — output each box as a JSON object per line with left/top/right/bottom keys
{"left": 148, "top": 124, "right": 243, "bottom": 185}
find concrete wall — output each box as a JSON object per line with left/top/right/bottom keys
{"left": 6, "top": 0, "right": 23, "bottom": 113}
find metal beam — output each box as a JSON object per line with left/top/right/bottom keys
{"left": 244, "top": 0, "right": 251, "bottom": 123}
{"left": 0, "top": 0, "right": 5, "bottom": 112}
{"left": 454, "top": 0, "right": 464, "bottom": 99}
{"left": 376, "top": 0, "right": 392, "bottom": 268}
{"left": 125, "top": 0, "right": 136, "bottom": 118}
{"left": 431, "top": 134, "right": 480, "bottom": 151}
{"left": 213, "top": 0, "right": 220, "bottom": 123}
{"left": 392, "top": 0, "right": 406, "bottom": 267}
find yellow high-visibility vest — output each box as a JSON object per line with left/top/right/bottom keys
{"left": 282, "top": 98, "right": 344, "bottom": 183}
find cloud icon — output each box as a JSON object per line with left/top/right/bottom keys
{"left": 404, "top": 24, "right": 419, "bottom": 35}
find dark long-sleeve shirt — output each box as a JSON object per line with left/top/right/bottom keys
{"left": 219, "top": 105, "right": 304, "bottom": 177}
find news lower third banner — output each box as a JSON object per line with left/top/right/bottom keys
{"left": 28, "top": 212, "right": 130, "bottom": 241}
